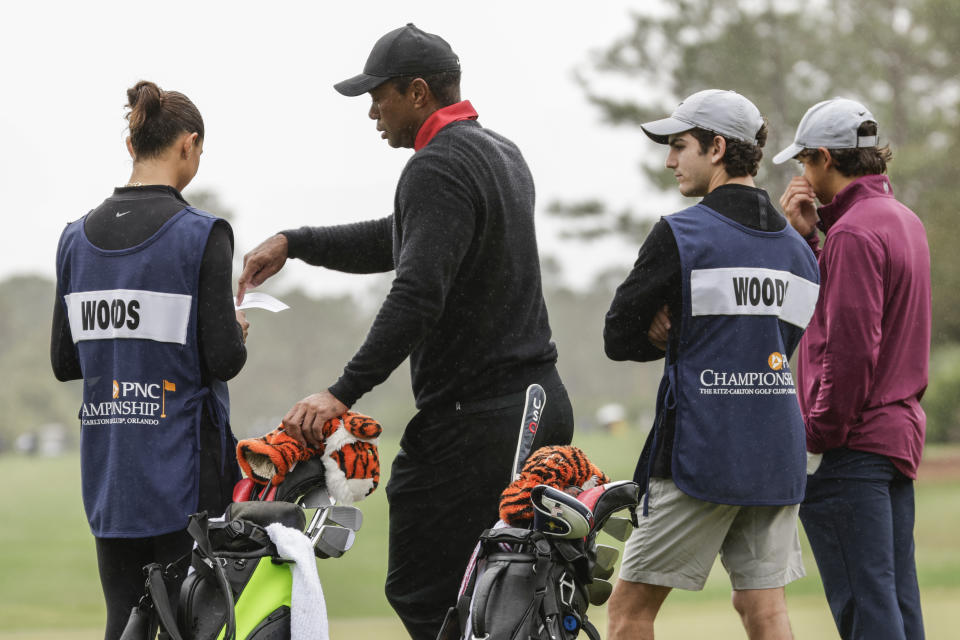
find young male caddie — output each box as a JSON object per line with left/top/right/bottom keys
{"left": 604, "top": 89, "right": 820, "bottom": 639}
{"left": 775, "top": 98, "right": 930, "bottom": 640}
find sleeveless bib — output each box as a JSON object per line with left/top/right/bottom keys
{"left": 56, "top": 207, "right": 231, "bottom": 536}
{"left": 644, "top": 203, "right": 819, "bottom": 506}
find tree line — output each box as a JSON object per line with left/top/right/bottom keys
{"left": 0, "top": 273, "right": 661, "bottom": 450}
{"left": 8, "top": 0, "right": 960, "bottom": 449}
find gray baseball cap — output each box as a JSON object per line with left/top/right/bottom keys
{"left": 772, "top": 98, "right": 878, "bottom": 164}
{"left": 641, "top": 89, "right": 764, "bottom": 145}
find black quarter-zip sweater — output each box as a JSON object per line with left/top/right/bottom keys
{"left": 282, "top": 118, "right": 559, "bottom": 410}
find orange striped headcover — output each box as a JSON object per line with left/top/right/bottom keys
{"left": 498, "top": 445, "right": 609, "bottom": 526}
{"left": 236, "top": 411, "right": 382, "bottom": 487}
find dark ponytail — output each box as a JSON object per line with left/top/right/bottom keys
{"left": 125, "top": 80, "right": 204, "bottom": 159}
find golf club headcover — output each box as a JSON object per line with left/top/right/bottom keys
{"left": 531, "top": 484, "right": 595, "bottom": 538}
{"left": 320, "top": 412, "right": 381, "bottom": 505}
{"left": 499, "top": 445, "right": 609, "bottom": 527}
{"left": 235, "top": 411, "right": 382, "bottom": 503}
{"left": 236, "top": 426, "right": 322, "bottom": 486}
{"left": 577, "top": 481, "right": 641, "bottom": 532}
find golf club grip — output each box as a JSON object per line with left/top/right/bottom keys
{"left": 511, "top": 384, "right": 546, "bottom": 480}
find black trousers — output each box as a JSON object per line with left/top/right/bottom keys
{"left": 384, "top": 381, "right": 574, "bottom": 640}
{"left": 95, "top": 530, "right": 193, "bottom": 640}
{"left": 94, "top": 423, "right": 238, "bottom": 640}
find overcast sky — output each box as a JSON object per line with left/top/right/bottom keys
{"left": 2, "top": 1, "right": 676, "bottom": 296}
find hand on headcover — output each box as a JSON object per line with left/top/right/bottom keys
{"left": 282, "top": 390, "right": 349, "bottom": 449}
{"left": 499, "top": 445, "right": 609, "bottom": 527}
{"left": 236, "top": 411, "right": 383, "bottom": 503}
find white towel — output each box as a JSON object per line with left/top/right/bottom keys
{"left": 266, "top": 523, "right": 329, "bottom": 640}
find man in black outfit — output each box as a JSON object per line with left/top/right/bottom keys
{"left": 238, "top": 24, "right": 573, "bottom": 639}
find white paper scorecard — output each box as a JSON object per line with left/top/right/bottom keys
{"left": 234, "top": 292, "right": 290, "bottom": 312}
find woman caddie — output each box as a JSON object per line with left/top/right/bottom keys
{"left": 51, "top": 81, "right": 248, "bottom": 640}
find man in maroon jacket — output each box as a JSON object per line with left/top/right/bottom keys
{"left": 775, "top": 98, "right": 930, "bottom": 640}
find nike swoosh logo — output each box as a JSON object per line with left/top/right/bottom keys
{"left": 115, "top": 211, "right": 132, "bottom": 217}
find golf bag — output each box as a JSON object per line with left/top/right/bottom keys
{"left": 437, "top": 385, "right": 640, "bottom": 640}
{"left": 119, "top": 458, "right": 334, "bottom": 640}
{"left": 439, "top": 526, "right": 597, "bottom": 640}
{"left": 438, "top": 480, "right": 641, "bottom": 640}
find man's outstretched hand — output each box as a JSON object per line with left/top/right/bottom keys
{"left": 237, "top": 234, "right": 289, "bottom": 304}
{"left": 281, "top": 390, "right": 349, "bottom": 449}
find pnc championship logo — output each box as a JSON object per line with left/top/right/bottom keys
{"left": 82, "top": 379, "right": 177, "bottom": 426}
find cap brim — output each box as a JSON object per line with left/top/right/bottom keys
{"left": 333, "top": 73, "right": 390, "bottom": 97}
{"left": 772, "top": 143, "right": 804, "bottom": 165}
{"left": 640, "top": 117, "right": 695, "bottom": 144}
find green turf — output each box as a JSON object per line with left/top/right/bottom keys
{"left": 1, "top": 436, "right": 958, "bottom": 638}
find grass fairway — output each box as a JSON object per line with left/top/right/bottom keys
{"left": 1, "top": 434, "right": 958, "bottom": 638}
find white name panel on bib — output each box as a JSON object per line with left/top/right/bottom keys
{"left": 64, "top": 289, "right": 192, "bottom": 344}
{"left": 690, "top": 267, "right": 820, "bottom": 329}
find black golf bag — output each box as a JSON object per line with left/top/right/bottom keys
{"left": 119, "top": 458, "right": 334, "bottom": 640}
{"left": 438, "top": 480, "right": 641, "bottom": 640}
{"left": 439, "top": 526, "right": 596, "bottom": 640}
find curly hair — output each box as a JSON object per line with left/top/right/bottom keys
{"left": 689, "top": 122, "right": 767, "bottom": 177}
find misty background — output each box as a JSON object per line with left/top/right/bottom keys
{"left": 4, "top": 0, "right": 960, "bottom": 453}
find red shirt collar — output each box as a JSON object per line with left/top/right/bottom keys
{"left": 414, "top": 100, "right": 478, "bottom": 151}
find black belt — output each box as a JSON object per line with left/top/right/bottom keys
{"left": 447, "top": 367, "right": 563, "bottom": 415}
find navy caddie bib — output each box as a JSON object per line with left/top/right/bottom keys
{"left": 656, "top": 203, "right": 819, "bottom": 506}
{"left": 55, "top": 207, "right": 230, "bottom": 537}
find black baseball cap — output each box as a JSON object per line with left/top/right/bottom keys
{"left": 334, "top": 23, "right": 461, "bottom": 97}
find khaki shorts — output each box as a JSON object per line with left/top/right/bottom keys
{"left": 619, "top": 478, "right": 805, "bottom": 591}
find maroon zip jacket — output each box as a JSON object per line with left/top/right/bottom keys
{"left": 798, "top": 174, "right": 931, "bottom": 478}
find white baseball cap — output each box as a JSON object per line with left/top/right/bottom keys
{"left": 641, "top": 89, "right": 765, "bottom": 144}
{"left": 772, "top": 98, "right": 879, "bottom": 164}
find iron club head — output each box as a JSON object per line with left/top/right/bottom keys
{"left": 299, "top": 487, "right": 334, "bottom": 510}
{"left": 323, "top": 505, "right": 363, "bottom": 532}
{"left": 601, "top": 516, "right": 634, "bottom": 542}
{"left": 312, "top": 525, "right": 356, "bottom": 559}
{"left": 586, "top": 578, "right": 613, "bottom": 606}
{"left": 304, "top": 504, "right": 364, "bottom": 539}
{"left": 592, "top": 544, "right": 619, "bottom": 580}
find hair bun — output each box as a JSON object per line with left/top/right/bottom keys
{"left": 124, "top": 80, "right": 204, "bottom": 159}
{"left": 126, "top": 80, "right": 163, "bottom": 118}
